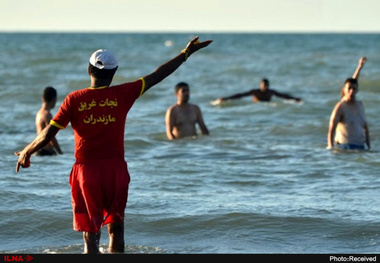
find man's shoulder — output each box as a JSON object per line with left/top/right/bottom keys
{"left": 334, "top": 100, "right": 344, "bottom": 108}
{"left": 67, "top": 88, "right": 89, "bottom": 97}
{"left": 333, "top": 101, "right": 347, "bottom": 115}
{"left": 356, "top": 100, "right": 364, "bottom": 106}
{"left": 111, "top": 79, "right": 144, "bottom": 90}
{"left": 166, "top": 103, "right": 178, "bottom": 112}
{"left": 36, "top": 108, "right": 50, "bottom": 117}
{"left": 36, "top": 109, "right": 52, "bottom": 124}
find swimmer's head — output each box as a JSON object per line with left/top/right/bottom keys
{"left": 341, "top": 78, "right": 358, "bottom": 99}
{"left": 260, "top": 78, "right": 269, "bottom": 91}
{"left": 175, "top": 82, "right": 190, "bottom": 103}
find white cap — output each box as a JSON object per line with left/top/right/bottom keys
{"left": 89, "top": 49, "right": 118, "bottom": 69}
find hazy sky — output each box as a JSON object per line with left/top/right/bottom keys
{"left": 1, "top": 0, "right": 379, "bottom": 32}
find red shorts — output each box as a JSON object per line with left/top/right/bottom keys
{"left": 69, "top": 158, "right": 130, "bottom": 232}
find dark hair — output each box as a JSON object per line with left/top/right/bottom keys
{"left": 175, "top": 82, "right": 189, "bottom": 93}
{"left": 88, "top": 63, "right": 118, "bottom": 80}
{"left": 340, "top": 78, "right": 358, "bottom": 98}
{"left": 43, "top": 87, "right": 57, "bottom": 102}
{"left": 344, "top": 78, "right": 358, "bottom": 85}
{"left": 261, "top": 78, "right": 269, "bottom": 85}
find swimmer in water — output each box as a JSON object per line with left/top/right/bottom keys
{"left": 215, "top": 78, "right": 301, "bottom": 104}
{"left": 327, "top": 57, "right": 370, "bottom": 150}
{"left": 165, "top": 82, "right": 209, "bottom": 140}
{"left": 35, "top": 87, "right": 63, "bottom": 156}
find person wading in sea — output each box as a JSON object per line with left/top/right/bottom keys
{"left": 15, "top": 36, "right": 212, "bottom": 254}
{"left": 165, "top": 82, "right": 209, "bottom": 140}
{"left": 327, "top": 57, "right": 370, "bottom": 150}
{"left": 34, "top": 86, "right": 63, "bottom": 156}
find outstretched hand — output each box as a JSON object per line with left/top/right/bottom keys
{"left": 184, "top": 36, "right": 213, "bottom": 59}
{"left": 15, "top": 150, "right": 31, "bottom": 172}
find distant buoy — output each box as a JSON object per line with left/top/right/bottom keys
{"left": 165, "top": 40, "right": 174, "bottom": 47}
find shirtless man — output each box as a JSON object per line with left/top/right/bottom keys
{"left": 165, "top": 82, "right": 209, "bottom": 140}
{"left": 327, "top": 57, "right": 370, "bottom": 150}
{"left": 35, "top": 87, "right": 63, "bottom": 156}
{"left": 216, "top": 78, "right": 301, "bottom": 103}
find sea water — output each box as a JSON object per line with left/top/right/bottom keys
{"left": 1, "top": 33, "right": 380, "bottom": 253}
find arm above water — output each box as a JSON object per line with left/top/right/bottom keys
{"left": 217, "top": 90, "right": 255, "bottom": 102}
{"left": 15, "top": 124, "right": 60, "bottom": 172}
{"left": 142, "top": 36, "right": 212, "bottom": 94}
{"left": 272, "top": 90, "right": 301, "bottom": 102}
{"left": 352, "top": 57, "right": 367, "bottom": 80}
{"left": 165, "top": 106, "right": 176, "bottom": 140}
{"left": 195, "top": 105, "right": 209, "bottom": 135}
{"left": 327, "top": 102, "right": 343, "bottom": 149}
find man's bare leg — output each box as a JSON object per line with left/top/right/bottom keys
{"left": 108, "top": 222, "right": 124, "bottom": 253}
{"left": 83, "top": 231, "right": 101, "bottom": 254}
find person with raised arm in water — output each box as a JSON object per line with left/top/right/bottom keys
{"left": 327, "top": 57, "right": 370, "bottom": 150}
{"left": 15, "top": 36, "right": 212, "bottom": 254}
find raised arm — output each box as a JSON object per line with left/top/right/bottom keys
{"left": 352, "top": 57, "right": 367, "bottom": 80}
{"left": 142, "top": 36, "right": 212, "bottom": 93}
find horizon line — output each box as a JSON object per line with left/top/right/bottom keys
{"left": 0, "top": 29, "right": 379, "bottom": 34}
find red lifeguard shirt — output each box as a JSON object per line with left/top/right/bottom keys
{"left": 51, "top": 78, "right": 145, "bottom": 161}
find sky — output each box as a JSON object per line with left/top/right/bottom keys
{"left": 1, "top": 0, "right": 380, "bottom": 33}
